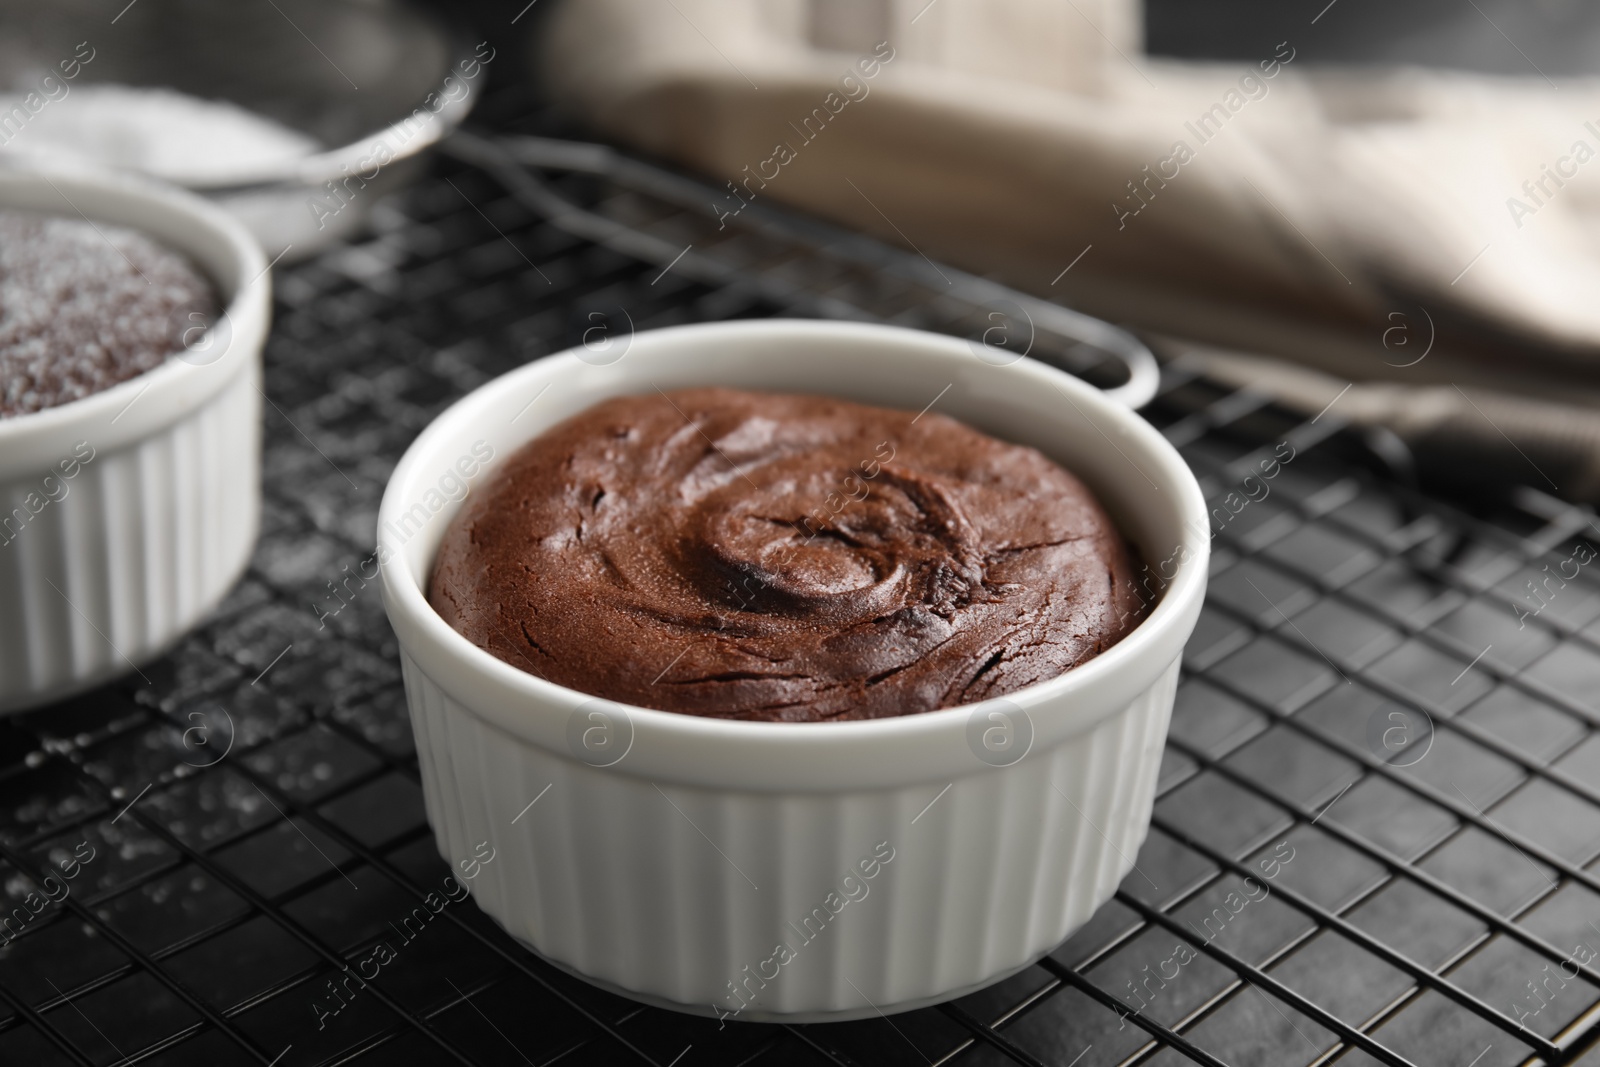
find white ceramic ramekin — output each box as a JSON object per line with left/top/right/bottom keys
{"left": 378, "top": 320, "right": 1208, "bottom": 1021}
{"left": 0, "top": 166, "right": 269, "bottom": 713}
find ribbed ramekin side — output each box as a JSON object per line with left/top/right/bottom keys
{"left": 0, "top": 368, "right": 259, "bottom": 712}
{"left": 1112, "top": 660, "right": 1180, "bottom": 895}
{"left": 400, "top": 662, "right": 765, "bottom": 1003}
{"left": 399, "top": 653, "right": 1180, "bottom": 1018}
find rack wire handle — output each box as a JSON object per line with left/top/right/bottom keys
{"left": 465, "top": 132, "right": 1162, "bottom": 411}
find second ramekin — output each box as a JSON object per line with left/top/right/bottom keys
{"left": 0, "top": 165, "right": 270, "bottom": 713}
{"left": 378, "top": 319, "right": 1208, "bottom": 1021}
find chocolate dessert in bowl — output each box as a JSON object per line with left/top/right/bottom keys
{"left": 430, "top": 388, "right": 1148, "bottom": 721}
{"left": 378, "top": 319, "right": 1208, "bottom": 1020}
{"left": 0, "top": 165, "right": 269, "bottom": 712}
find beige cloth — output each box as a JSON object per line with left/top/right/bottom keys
{"left": 541, "top": 0, "right": 1600, "bottom": 499}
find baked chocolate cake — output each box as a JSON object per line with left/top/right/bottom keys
{"left": 429, "top": 388, "right": 1146, "bottom": 721}
{"left": 0, "top": 210, "right": 218, "bottom": 417}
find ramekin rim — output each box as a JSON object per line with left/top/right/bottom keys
{"left": 378, "top": 318, "right": 1209, "bottom": 744}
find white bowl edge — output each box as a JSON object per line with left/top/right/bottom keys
{"left": 377, "top": 319, "right": 1209, "bottom": 792}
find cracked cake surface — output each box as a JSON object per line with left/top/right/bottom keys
{"left": 428, "top": 387, "right": 1147, "bottom": 721}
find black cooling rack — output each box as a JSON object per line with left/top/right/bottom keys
{"left": 4, "top": 112, "right": 1600, "bottom": 1067}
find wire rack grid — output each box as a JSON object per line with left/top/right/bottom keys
{"left": 2, "top": 117, "right": 1600, "bottom": 1067}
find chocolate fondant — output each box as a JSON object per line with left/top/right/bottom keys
{"left": 0, "top": 210, "right": 218, "bottom": 418}
{"left": 429, "top": 388, "right": 1146, "bottom": 721}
